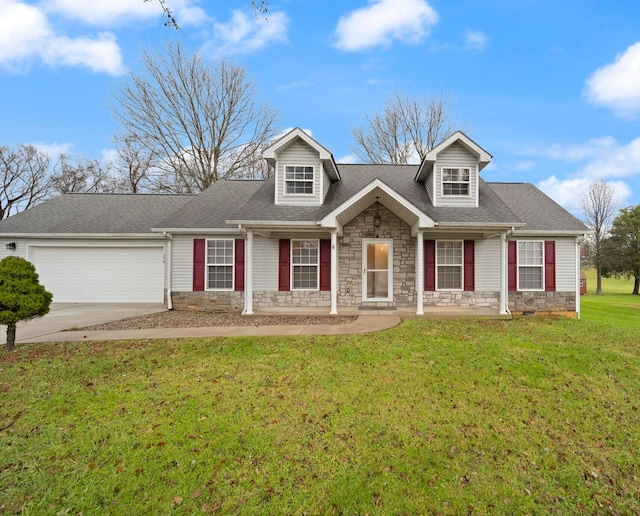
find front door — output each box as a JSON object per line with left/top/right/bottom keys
{"left": 362, "top": 239, "right": 393, "bottom": 302}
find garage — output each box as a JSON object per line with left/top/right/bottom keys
{"left": 30, "top": 246, "right": 165, "bottom": 303}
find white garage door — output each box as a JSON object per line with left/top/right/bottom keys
{"left": 31, "top": 246, "right": 165, "bottom": 303}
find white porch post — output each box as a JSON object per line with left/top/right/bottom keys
{"left": 244, "top": 230, "right": 254, "bottom": 315}
{"left": 330, "top": 230, "right": 338, "bottom": 315}
{"left": 500, "top": 231, "right": 509, "bottom": 314}
{"left": 416, "top": 231, "right": 424, "bottom": 315}
{"left": 575, "top": 237, "right": 581, "bottom": 320}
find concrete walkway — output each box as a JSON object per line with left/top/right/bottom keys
{"left": 15, "top": 315, "right": 403, "bottom": 344}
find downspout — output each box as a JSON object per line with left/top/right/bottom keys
{"left": 500, "top": 228, "right": 514, "bottom": 316}
{"left": 576, "top": 236, "right": 583, "bottom": 320}
{"left": 163, "top": 232, "right": 173, "bottom": 310}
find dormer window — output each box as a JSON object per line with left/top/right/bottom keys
{"left": 442, "top": 168, "right": 470, "bottom": 196}
{"left": 285, "top": 166, "right": 314, "bottom": 195}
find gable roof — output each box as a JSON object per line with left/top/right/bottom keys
{"left": 263, "top": 127, "right": 340, "bottom": 181}
{"left": 223, "top": 164, "right": 523, "bottom": 230}
{"left": 415, "top": 131, "right": 492, "bottom": 182}
{"left": 0, "top": 193, "right": 194, "bottom": 235}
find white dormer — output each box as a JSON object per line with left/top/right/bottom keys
{"left": 263, "top": 128, "right": 340, "bottom": 206}
{"left": 414, "top": 131, "right": 492, "bottom": 208}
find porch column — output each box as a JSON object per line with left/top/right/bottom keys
{"left": 416, "top": 231, "right": 424, "bottom": 315}
{"left": 244, "top": 230, "right": 254, "bottom": 315}
{"left": 575, "top": 237, "right": 581, "bottom": 320}
{"left": 499, "top": 231, "right": 509, "bottom": 314}
{"left": 330, "top": 230, "right": 338, "bottom": 314}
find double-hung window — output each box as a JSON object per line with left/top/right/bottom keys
{"left": 518, "top": 241, "right": 543, "bottom": 290}
{"left": 291, "top": 239, "right": 319, "bottom": 290}
{"left": 207, "top": 239, "right": 233, "bottom": 290}
{"left": 436, "top": 240, "right": 463, "bottom": 290}
{"left": 442, "top": 168, "right": 470, "bottom": 196}
{"left": 285, "top": 166, "right": 314, "bottom": 195}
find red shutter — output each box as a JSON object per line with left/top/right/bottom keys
{"left": 424, "top": 240, "right": 436, "bottom": 291}
{"left": 234, "top": 239, "right": 245, "bottom": 292}
{"left": 278, "top": 239, "right": 290, "bottom": 291}
{"left": 464, "top": 240, "right": 475, "bottom": 291}
{"left": 508, "top": 241, "right": 517, "bottom": 291}
{"left": 193, "top": 239, "right": 205, "bottom": 291}
{"left": 319, "top": 239, "right": 331, "bottom": 291}
{"left": 544, "top": 240, "right": 556, "bottom": 292}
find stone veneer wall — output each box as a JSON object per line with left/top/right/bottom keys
{"left": 253, "top": 290, "right": 330, "bottom": 308}
{"left": 508, "top": 291, "right": 576, "bottom": 313}
{"left": 423, "top": 291, "right": 500, "bottom": 309}
{"left": 171, "top": 291, "right": 244, "bottom": 312}
{"left": 338, "top": 204, "right": 416, "bottom": 307}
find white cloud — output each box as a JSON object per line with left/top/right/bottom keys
{"left": 512, "top": 160, "right": 535, "bottom": 171}
{"left": 584, "top": 42, "right": 640, "bottom": 117}
{"left": 334, "top": 0, "right": 438, "bottom": 51}
{"left": 464, "top": 30, "right": 487, "bottom": 52}
{"left": 211, "top": 10, "right": 288, "bottom": 55}
{"left": 538, "top": 176, "right": 632, "bottom": 213}
{"left": 32, "top": 142, "right": 74, "bottom": 157}
{"left": 44, "top": 0, "right": 208, "bottom": 27}
{"left": 0, "top": 0, "right": 123, "bottom": 74}
{"left": 543, "top": 137, "right": 640, "bottom": 180}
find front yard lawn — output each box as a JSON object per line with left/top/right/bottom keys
{"left": 1, "top": 313, "right": 639, "bottom": 514}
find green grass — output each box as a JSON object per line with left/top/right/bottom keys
{"left": 581, "top": 268, "right": 640, "bottom": 328}
{"left": 1, "top": 307, "right": 639, "bottom": 514}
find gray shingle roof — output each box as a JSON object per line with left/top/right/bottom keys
{"left": 155, "top": 180, "right": 263, "bottom": 229}
{"left": 489, "top": 182, "right": 588, "bottom": 232}
{"left": 0, "top": 193, "right": 194, "bottom": 234}
{"left": 0, "top": 173, "right": 588, "bottom": 235}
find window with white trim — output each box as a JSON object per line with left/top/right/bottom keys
{"left": 206, "top": 239, "right": 233, "bottom": 290}
{"left": 291, "top": 239, "right": 319, "bottom": 290}
{"left": 518, "top": 241, "right": 543, "bottom": 290}
{"left": 436, "top": 240, "right": 463, "bottom": 290}
{"left": 285, "top": 166, "right": 314, "bottom": 195}
{"left": 442, "top": 168, "right": 470, "bottom": 196}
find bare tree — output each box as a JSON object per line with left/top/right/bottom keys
{"left": 147, "top": 0, "right": 268, "bottom": 29}
{"left": 111, "top": 41, "right": 279, "bottom": 193}
{"left": 49, "top": 154, "right": 121, "bottom": 194}
{"left": 112, "top": 134, "right": 158, "bottom": 193}
{"left": 0, "top": 145, "right": 51, "bottom": 220}
{"left": 352, "top": 91, "right": 461, "bottom": 164}
{"left": 579, "top": 179, "right": 617, "bottom": 295}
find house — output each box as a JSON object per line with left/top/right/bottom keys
{"left": 0, "top": 129, "right": 588, "bottom": 316}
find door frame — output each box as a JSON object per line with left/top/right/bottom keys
{"left": 362, "top": 238, "right": 393, "bottom": 302}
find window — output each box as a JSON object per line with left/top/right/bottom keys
{"left": 292, "top": 239, "right": 319, "bottom": 289}
{"left": 518, "top": 241, "right": 543, "bottom": 290}
{"left": 285, "top": 166, "right": 314, "bottom": 195}
{"left": 436, "top": 240, "right": 463, "bottom": 290}
{"left": 207, "top": 239, "right": 233, "bottom": 290}
{"left": 442, "top": 167, "right": 470, "bottom": 196}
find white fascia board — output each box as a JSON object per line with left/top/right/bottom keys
{"left": 226, "top": 220, "right": 319, "bottom": 230}
{"left": 511, "top": 229, "right": 590, "bottom": 237}
{"left": 151, "top": 228, "right": 241, "bottom": 235}
{"left": 0, "top": 233, "right": 166, "bottom": 239}
{"left": 320, "top": 178, "right": 436, "bottom": 229}
{"left": 435, "top": 222, "right": 525, "bottom": 229}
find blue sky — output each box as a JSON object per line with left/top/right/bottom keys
{"left": 2, "top": 0, "right": 640, "bottom": 216}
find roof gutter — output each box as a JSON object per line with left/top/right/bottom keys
{"left": 162, "top": 232, "right": 173, "bottom": 310}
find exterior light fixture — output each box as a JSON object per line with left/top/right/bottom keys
{"left": 373, "top": 196, "right": 381, "bottom": 230}
{"left": 5, "top": 242, "right": 16, "bottom": 251}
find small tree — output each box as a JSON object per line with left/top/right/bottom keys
{"left": 0, "top": 257, "right": 52, "bottom": 351}
{"left": 602, "top": 205, "right": 640, "bottom": 295}
{"left": 579, "top": 180, "right": 617, "bottom": 295}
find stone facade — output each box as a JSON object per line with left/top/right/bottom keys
{"left": 338, "top": 204, "right": 416, "bottom": 308}
{"left": 423, "top": 291, "right": 500, "bottom": 309}
{"left": 253, "top": 290, "right": 331, "bottom": 308}
{"left": 508, "top": 291, "right": 577, "bottom": 313}
{"left": 171, "top": 291, "right": 244, "bottom": 312}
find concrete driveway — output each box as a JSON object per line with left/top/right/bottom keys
{"left": 0, "top": 303, "right": 167, "bottom": 345}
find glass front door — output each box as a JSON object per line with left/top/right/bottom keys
{"left": 362, "top": 239, "right": 393, "bottom": 301}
